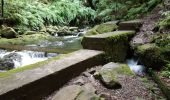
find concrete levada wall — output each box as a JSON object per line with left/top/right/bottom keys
{"left": 0, "top": 49, "right": 105, "bottom": 100}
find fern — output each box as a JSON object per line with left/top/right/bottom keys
{"left": 3, "top": 0, "right": 96, "bottom": 30}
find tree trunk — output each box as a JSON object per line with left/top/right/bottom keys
{"left": 1, "top": 0, "right": 4, "bottom": 17}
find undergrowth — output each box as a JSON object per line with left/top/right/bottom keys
{"left": 1, "top": 0, "right": 96, "bottom": 30}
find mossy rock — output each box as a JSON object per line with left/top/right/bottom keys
{"left": 82, "top": 31, "right": 135, "bottom": 62}
{"left": 0, "top": 34, "right": 54, "bottom": 45}
{"left": 0, "top": 26, "right": 18, "bottom": 39}
{"left": 85, "top": 25, "right": 100, "bottom": 36}
{"left": 136, "top": 44, "right": 170, "bottom": 69}
{"left": 24, "top": 31, "right": 38, "bottom": 35}
{"left": 105, "top": 31, "right": 135, "bottom": 62}
{"left": 118, "top": 19, "right": 143, "bottom": 31}
{"left": 98, "top": 62, "right": 134, "bottom": 89}
{"left": 85, "top": 22, "right": 118, "bottom": 36}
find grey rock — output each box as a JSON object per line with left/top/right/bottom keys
{"left": 4, "top": 52, "right": 22, "bottom": 62}
{"left": 0, "top": 58, "right": 14, "bottom": 70}
{"left": 74, "top": 78, "right": 85, "bottom": 86}
{"left": 98, "top": 62, "right": 121, "bottom": 89}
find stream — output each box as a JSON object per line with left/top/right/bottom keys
{"left": 0, "top": 27, "right": 146, "bottom": 76}
{"left": 0, "top": 28, "right": 85, "bottom": 71}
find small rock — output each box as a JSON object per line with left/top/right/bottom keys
{"left": 93, "top": 71, "right": 100, "bottom": 78}
{"left": 69, "top": 27, "right": 78, "bottom": 31}
{"left": 100, "top": 93, "right": 112, "bottom": 100}
{"left": 0, "top": 26, "right": 18, "bottom": 38}
{"left": 82, "top": 72, "right": 91, "bottom": 77}
{"left": 74, "top": 78, "right": 85, "bottom": 86}
{"left": 0, "top": 58, "right": 15, "bottom": 70}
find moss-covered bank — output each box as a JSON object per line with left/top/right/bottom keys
{"left": 136, "top": 34, "right": 170, "bottom": 69}
{"left": 0, "top": 34, "right": 55, "bottom": 45}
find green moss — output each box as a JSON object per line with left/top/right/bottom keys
{"left": 149, "top": 69, "right": 170, "bottom": 99}
{"left": 85, "top": 25, "right": 99, "bottom": 36}
{"left": 85, "top": 23, "right": 118, "bottom": 36}
{"left": 96, "top": 23, "right": 118, "bottom": 34}
{"left": 0, "top": 34, "right": 55, "bottom": 45}
{"left": 136, "top": 43, "right": 170, "bottom": 68}
{"left": 104, "top": 31, "right": 135, "bottom": 62}
{"left": 114, "top": 64, "right": 135, "bottom": 76}
{"left": 137, "top": 44, "right": 157, "bottom": 54}
{"left": 0, "top": 54, "right": 68, "bottom": 78}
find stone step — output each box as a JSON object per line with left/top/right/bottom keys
{"left": 81, "top": 31, "right": 135, "bottom": 62}
{"left": 118, "top": 19, "right": 143, "bottom": 31}
{"left": 0, "top": 49, "right": 104, "bottom": 100}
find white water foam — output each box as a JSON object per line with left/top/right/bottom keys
{"left": 0, "top": 50, "right": 58, "bottom": 68}
{"left": 126, "top": 58, "right": 146, "bottom": 76}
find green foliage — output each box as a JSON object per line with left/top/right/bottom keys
{"left": 96, "top": 0, "right": 127, "bottom": 21}
{"left": 3, "top": 0, "right": 96, "bottom": 30}
{"left": 125, "top": 0, "right": 162, "bottom": 20}
{"left": 161, "top": 64, "right": 170, "bottom": 78}
{"left": 157, "top": 11, "right": 170, "bottom": 30}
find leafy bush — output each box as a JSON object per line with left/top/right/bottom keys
{"left": 157, "top": 11, "right": 170, "bottom": 30}
{"left": 125, "top": 0, "right": 162, "bottom": 20}
{"left": 3, "top": 0, "right": 96, "bottom": 30}
{"left": 161, "top": 64, "right": 170, "bottom": 78}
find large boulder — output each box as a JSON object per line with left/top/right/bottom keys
{"left": 98, "top": 62, "right": 121, "bottom": 89}
{"left": 0, "top": 26, "right": 18, "bottom": 39}
{"left": 85, "top": 21, "right": 118, "bottom": 36}
{"left": 97, "top": 62, "right": 134, "bottom": 89}
{"left": 0, "top": 58, "right": 15, "bottom": 70}
{"left": 136, "top": 34, "right": 170, "bottom": 69}
{"left": 136, "top": 44, "right": 170, "bottom": 69}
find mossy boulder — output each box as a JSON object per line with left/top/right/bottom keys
{"left": 82, "top": 31, "right": 135, "bottom": 62}
{"left": 0, "top": 26, "right": 18, "bottom": 39}
{"left": 97, "top": 62, "right": 134, "bottom": 89}
{"left": 0, "top": 33, "right": 54, "bottom": 45}
{"left": 85, "top": 22, "right": 118, "bottom": 36}
{"left": 136, "top": 44, "right": 170, "bottom": 69}
{"left": 135, "top": 34, "right": 170, "bottom": 69}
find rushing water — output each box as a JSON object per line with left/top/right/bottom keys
{"left": 0, "top": 29, "right": 86, "bottom": 71}
{"left": 126, "top": 58, "right": 146, "bottom": 76}
{"left": 0, "top": 49, "right": 58, "bottom": 69}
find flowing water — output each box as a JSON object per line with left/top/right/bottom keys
{"left": 126, "top": 58, "right": 146, "bottom": 76}
{"left": 0, "top": 29, "right": 86, "bottom": 70}
{"left": 0, "top": 49, "right": 58, "bottom": 69}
